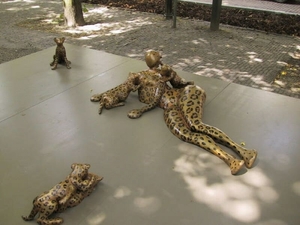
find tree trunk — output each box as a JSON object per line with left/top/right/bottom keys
{"left": 63, "top": 0, "right": 85, "bottom": 27}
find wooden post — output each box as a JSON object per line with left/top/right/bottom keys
{"left": 165, "top": 0, "right": 173, "bottom": 19}
{"left": 173, "top": 0, "right": 178, "bottom": 28}
{"left": 210, "top": 0, "right": 222, "bottom": 31}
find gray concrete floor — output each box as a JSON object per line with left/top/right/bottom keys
{"left": 1, "top": 45, "right": 300, "bottom": 225}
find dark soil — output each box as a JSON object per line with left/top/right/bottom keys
{"left": 83, "top": 0, "right": 300, "bottom": 36}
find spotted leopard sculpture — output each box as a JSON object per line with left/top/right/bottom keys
{"left": 50, "top": 37, "right": 71, "bottom": 70}
{"left": 91, "top": 50, "right": 258, "bottom": 175}
{"left": 22, "top": 163, "right": 103, "bottom": 225}
{"left": 91, "top": 72, "right": 141, "bottom": 114}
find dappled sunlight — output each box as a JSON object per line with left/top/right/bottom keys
{"left": 113, "top": 186, "right": 161, "bottom": 215}
{"left": 191, "top": 65, "right": 276, "bottom": 92}
{"left": 114, "top": 186, "right": 132, "bottom": 199}
{"left": 71, "top": 17, "right": 152, "bottom": 37}
{"left": 3, "top": 0, "right": 36, "bottom": 3}
{"left": 133, "top": 196, "right": 162, "bottom": 215}
{"left": 63, "top": 22, "right": 118, "bottom": 34}
{"left": 276, "top": 61, "right": 289, "bottom": 66}
{"left": 247, "top": 52, "right": 263, "bottom": 64}
{"left": 174, "top": 143, "right": 279, "bottom": 223}
{"left": 127, "top": 52, "right": 144, "bottom": 58}
{"left": 194, "top": 67, "right": 250, "bottom": 83}
{"left": 85, "top": 6, "right": 113, "bottom": 19}
{"left": 292, "top": 181, "right": 300, "bottom": 196}
{"left": 33, "top": 6, "right": 154, "bottom": 39}
{"left": 12, "top": 2, "right": 154, "bottom": 40}
{"left": 184, "top": 37, "right": 209, "bottom": 46}
{"left": 4, "top": 0, "right": 59, "bottom": 13}
{"left": 87, "top": 212, "right": 106, "bottom": 225}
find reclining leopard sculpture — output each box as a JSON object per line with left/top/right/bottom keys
{"left": 91, "top": 72, "right": 140, "bottom": 114}
{"left": 22, "top": 163, "right": 102, "bottom": 225}
{"left": 91, "top": 50, "right": 257, "bottom": 175}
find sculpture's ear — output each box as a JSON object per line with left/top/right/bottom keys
{"left": 61, "top": 37, "right": 65, "bottom": 42}
{"left": 54, "top": 38, "right": 58, "bottom": 43}
{"left": 85, "top": 164, "right": 91, "bottom": 170}
{"left": 133, "top": 76, "right": 140, "bottom": 85}
{"left": 71, "top": 163, "right": 76, "bottom": 170}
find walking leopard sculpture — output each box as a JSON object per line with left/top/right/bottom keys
{"left": 91, "top": 72, "right": 141, "bottom": 114}
{"left": 91, "top": 50, "right": 257, "bottom": 175}
{"left": 50, "top": 37, "right": 71, "bottom": 70}
{"left": 22, "top": 163, "right": 103, "bottom": 225}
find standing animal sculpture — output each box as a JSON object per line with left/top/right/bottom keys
{"left": 91, "top": 72, "right": 141, "bottom": 114}
{"left": 22, "top": 163, "right": 102, "bottom": 225}
{"left": 50, "top": 37, "right": 71, "bottom": 70}
{"left": 91, "top": 50, "right": 257, "bottom": 175}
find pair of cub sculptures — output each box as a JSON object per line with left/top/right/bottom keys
{"left": 24, "top": 42, "right": 257, "bottom": 225}
{"left": 22, "top": 163, "right": 102, "bottom": 225}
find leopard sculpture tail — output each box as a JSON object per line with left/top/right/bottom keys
{"left": 21, "top": 197, "right": 39, "bottom": 221}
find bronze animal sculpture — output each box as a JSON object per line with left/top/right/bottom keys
{"left": 91, "top": 50, "right": 257, "bottom": 175}
{"left": 91, "top": 72, "right": 141, "bottom": 114}
{"left": 50, "top": 37, "right": 71, "bottom": 70}
{"left": 22, "top": 163, "right": 102, "bottom": 225}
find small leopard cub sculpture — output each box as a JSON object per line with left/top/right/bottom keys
{"left": 50, "top": 37, "right": 71, "bottom": 70}
{"left": 90, "top": 72, "right": 141, "bottom": 114}
{"left": 22, "top": 163, "right": 103, "bottom": 225}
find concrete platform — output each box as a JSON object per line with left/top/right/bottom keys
{"left": 1, "top": 45, "right": 299, "bottom": 225}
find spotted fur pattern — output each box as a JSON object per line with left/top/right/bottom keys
{"left": 50, "top": 37, "right": 71, "bottom": 70}
{"left": 22, "top": 163, "right": 102, "bottom": 225}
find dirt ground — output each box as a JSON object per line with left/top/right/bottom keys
{"left": 83, "top": 0, "right": 300, "bottom": 95}
{"left": 83, "top": 0, "right": 300, "bottom": 36}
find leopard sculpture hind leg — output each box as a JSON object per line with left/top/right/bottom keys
{"left": 22, "top": 195, "right": 62, "bottom": 225}
{"left": 177, "top": 85, "right": 257, "bottom": 169}
{"left": 163, "top": 85, "right": 257, "bottom": 175}
{"left": 164, "top": 107, "right": 245, "bottom": 175}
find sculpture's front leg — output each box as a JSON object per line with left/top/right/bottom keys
{"left": 128, "top": 82, "right": 165, "bottom": 119}
{"left": 63, "top": 53, "right": 71, "bottom": 69}
{"left": 51, "top": 55, "right": 58, "bottom": 70}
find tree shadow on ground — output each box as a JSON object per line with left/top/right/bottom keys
{"left": 6, "top": 1, "right": 300, "bottom": 98}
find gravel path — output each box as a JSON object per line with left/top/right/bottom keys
{"left": 1, "top": 0, "right": 300, "bottom": 98}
